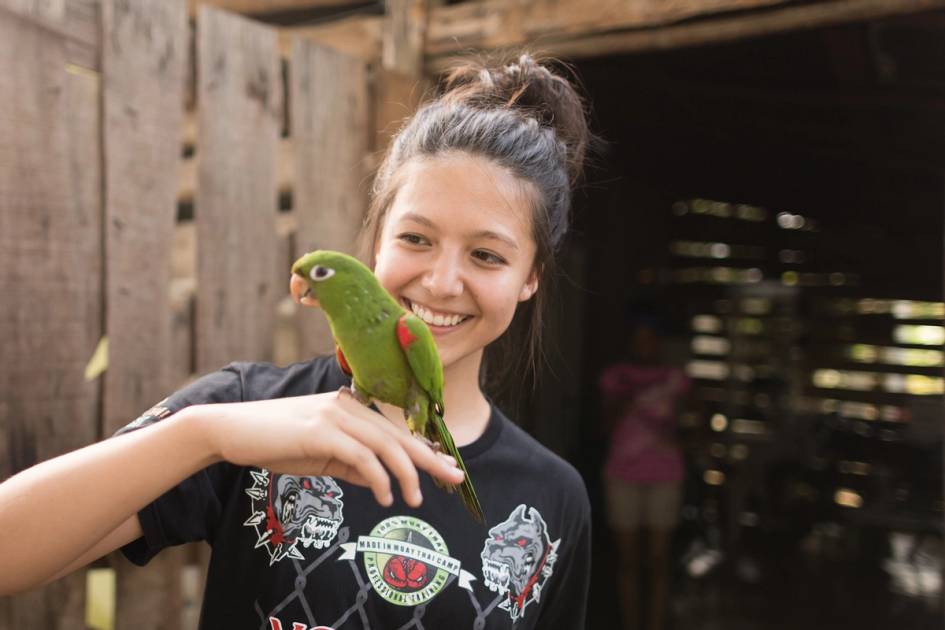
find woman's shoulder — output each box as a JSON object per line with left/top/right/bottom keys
{"left": 488, "top": 408, "right": 589, "bottom": 499}
{"left": 224, "top": 355, "right": 349, "bottom": 400}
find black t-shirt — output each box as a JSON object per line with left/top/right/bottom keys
{"left": 118, "top": 356, "right": 591, "bottom": 629}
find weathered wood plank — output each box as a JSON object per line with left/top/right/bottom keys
{"left": 170, "top": 222, "right": 197, "bottom": 388}
{"left": 279, "top": 14, "right": 382, "bottom": 63}
{"left": 536, "top": 0, "right": 945, "bottom": 61}
{"left": 102, "top": 0, "right": 187, "bottom": 438}
{"left": 0, "top": 0, "right": 65, "bottom": 21}
{"left": 0, "top": 0, "right": 100, "bottom": 69}
{"left": 101, "top": 1, "right": 188, "bottom": 627}
{"left": 383, "top": 0, "right": 427, "bottom": 76}
{"left": 0, "top": 6, "right": 101, "bottom": 628}
{"left": 189, "top": 0, "right": 365, "bottom": 16}
{"left": 426, "top": 0, "right": 945, "bottom": 68}
{"left": 179, "top": 137, "right": 292, "bottom": 204}
{"left": 111, "top": 547, "right": 190, "bottom": 630}
{"left": 372, "top": 68, "right": 428, "bottom": 153}
{"left": 196, "top": 6, "right": 281, "bottom": 372}
{"left": 425, "top": 0, "right": 786, "bottom": 56}
{"left": 290, "top": 40, "right": 369, "bottom": 357}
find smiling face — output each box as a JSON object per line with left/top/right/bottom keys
{"left": 373, "top": 153, "right": 539, "bottom": 374}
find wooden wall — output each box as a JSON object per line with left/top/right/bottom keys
{"left": 0, "top": 0, "right": 425, "bottom": 627}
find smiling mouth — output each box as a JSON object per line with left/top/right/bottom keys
{"left": 403, "top": 298, "right": 472, "bottom": 328}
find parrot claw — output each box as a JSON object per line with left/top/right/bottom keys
{"left": 416, "top": 435, "right": 442, "bottom": 453}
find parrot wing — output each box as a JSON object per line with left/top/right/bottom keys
{"left": 396, "top": 314, "right": 484, "bottom": 524}
{"left": 395, "top": 313, "right": 444, "bottom": 405}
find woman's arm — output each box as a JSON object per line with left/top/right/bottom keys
{"left": 0, "top": 410, "right": 213, "bottom": 594}
{"left": 0, "top": 391, "right": 462, "bottom": 595}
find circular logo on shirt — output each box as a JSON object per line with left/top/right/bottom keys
{"left": 360, "top": 516, "right": 452, "bottom": 606}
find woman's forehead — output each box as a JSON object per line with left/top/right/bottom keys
{"left": 388, "top": 154, "right": 536, "bottom": 236}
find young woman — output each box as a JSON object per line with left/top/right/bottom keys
{"left": 0, "top": 54, "right": 593, "bottom": 629}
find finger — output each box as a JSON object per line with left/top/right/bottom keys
{"left": 264, "top": 458, "right": 372, "bottom": 488}
{"left": 397, "top": 432, "right": 465, "bottom": 487}
{"left": 362, "top": 416, "right": 464, "bottom": 486}
{"left": 438, "top": 452, "right": 457, "bottom": 467}
{"left": 324, "top": 431, "right": 393, "bottom": 506}
{"left": 342, "top": 416, "right": 424, "bottom": 507}
{"left": 337, "top": 399, "right": 464, "bottom": 487}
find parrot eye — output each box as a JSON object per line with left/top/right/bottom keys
{"left": 310, "top": 265, "right": 335, "bottom": 282}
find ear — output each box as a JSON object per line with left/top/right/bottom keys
{"left": 518, "top": 268, "right": 539, "bottom": 302}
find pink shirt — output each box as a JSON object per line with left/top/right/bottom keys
{"left": 600, "top": 363, "right": 689, "bottom": 484}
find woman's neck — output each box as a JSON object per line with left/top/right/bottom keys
{"left": 375, "top": 349, "right": 491, "bottom": 447}
{"left": 441, "top": 348, "right": 491, "bottom": 446}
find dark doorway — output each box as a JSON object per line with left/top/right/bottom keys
{"left": 558, "top": 16, "right": 945, "bottom": 630}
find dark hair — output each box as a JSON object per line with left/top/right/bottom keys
{"left": 359, "top": 52, "right": 592, "bottom": 396}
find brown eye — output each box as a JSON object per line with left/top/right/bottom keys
{"left": 310, "top": 265, "right": 335, "bottom": 282}
{"left": 473, "top": 250, "right": 506, "bottom": 266}
{"left": 399, "top": 233, "right": 429, "bottom": 246}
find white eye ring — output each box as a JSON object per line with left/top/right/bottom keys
{"left": 309, "top": 265, "right": 335, "bottom": 282}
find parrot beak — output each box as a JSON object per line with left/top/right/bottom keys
{"left": 290, "top": 273, "right": 320, "bottom": 308}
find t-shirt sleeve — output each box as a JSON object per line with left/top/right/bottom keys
{"left": 536, "top": 475, "right": 592, "bottom": 629}
{"left": 115, "top": 365, "right": 244, "bottom": 566}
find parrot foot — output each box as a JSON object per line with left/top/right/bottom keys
{"left": 417, "top": 435, "right": 442, "bottom": 453}
{"left": 337, "top": 385, "right": 371, "bottom": 406}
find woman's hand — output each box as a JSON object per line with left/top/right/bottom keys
{"left": 194, "top": 391, "right": 464, "bottom": 508}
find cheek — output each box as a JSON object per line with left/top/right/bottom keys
{"left": 372, "top": 245, "right": 407, "bottom": 295}
{"left": 375, "top": 268, "right": 407, "bottom": 301}
{"left": 478, "top": 279, "right": 523, "bottom": 327}
{"left": 372, "top": 258, "right": 394, "bottom": 293}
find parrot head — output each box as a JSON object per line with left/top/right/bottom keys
{"left": 290, "top": 250, "right": 374, "bottom": 309}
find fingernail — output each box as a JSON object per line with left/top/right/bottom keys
{"left": 384, "top": 492, "right": 394, "bottom": 506}
{"left": 414, "top": 490, "right": 423, "bottom": 505}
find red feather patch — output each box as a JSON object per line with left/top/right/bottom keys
{"left": 396, "top": 315, "right": 417, "bottom": 349}
{"left": 335, "top": 346, "right": 353, "bottom": 376}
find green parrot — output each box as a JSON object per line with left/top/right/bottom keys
{"left": 289, "top": 249, "right": 484, "bottom": 524}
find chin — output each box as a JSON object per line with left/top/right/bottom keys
{"left": 439, "top": 344, "right": 484, "bottom": 374}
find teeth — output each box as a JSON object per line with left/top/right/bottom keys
{"left": 409, "top": 300, "right": 467, "bottom": 328}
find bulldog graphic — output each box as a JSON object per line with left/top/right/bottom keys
{"left": 481, "top": 504, "right": 560, "bottom": 621}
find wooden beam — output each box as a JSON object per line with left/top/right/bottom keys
{"left": 188, "top": 0, "right": 368, "bottom": 17}
{"left": 272, "top": 0, "right": 945, "bottom": 71}
{"left": 427, "top": 0, "right": 945, "bottom": 69}
{"left": 383, "top": 0, "right": 427, "bottom": 76}
{"left": 544, "top": 0, "right": 945, "bottom": 60}
{"left": 278, "top": 13, "right": 382, "bottom": 62}
{"left": 372, "top": 68, "right": 430, "bottom": 151}
{"left": 425, "top": 0, "right": 786, "bottom": 56}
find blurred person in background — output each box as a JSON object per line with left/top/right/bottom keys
{"left": 600, "top": 313, "right": 690, "bottom": 630}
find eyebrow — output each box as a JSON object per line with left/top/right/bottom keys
{"left": 400, "top": 211, "right": 519, "bottom": 250}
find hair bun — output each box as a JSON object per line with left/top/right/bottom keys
{"left": 441, "top": 52, "right": 590, "bottom": 184}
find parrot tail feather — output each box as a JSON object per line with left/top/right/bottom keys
{"left": 428, "top": 406, "right": 484, "bottom": 524}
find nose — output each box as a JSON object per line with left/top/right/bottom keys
{"left": 421, "top": 250, "right": 464, "bottom": 298}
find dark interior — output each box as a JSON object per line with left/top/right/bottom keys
{"left": 529, "top": 17, "right": 945, "bottom": 629}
